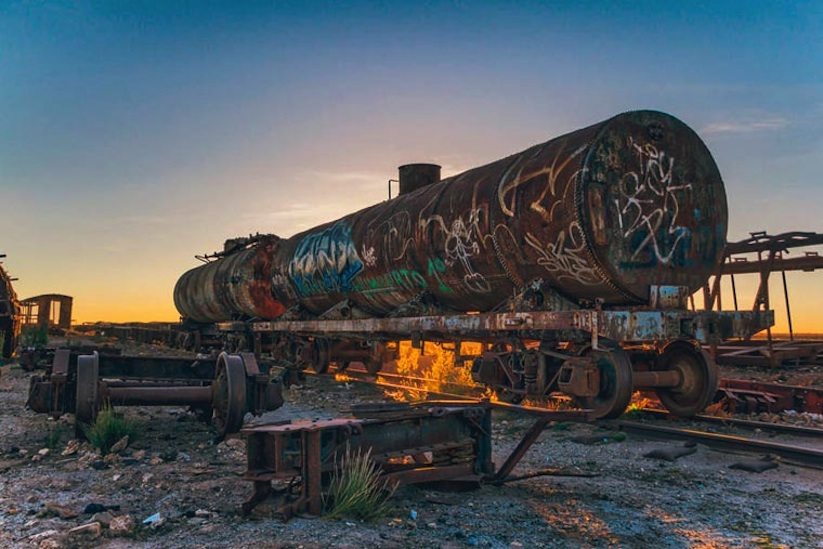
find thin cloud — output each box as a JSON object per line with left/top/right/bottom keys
{"left": 702, "top": 117, "right": 790, "bottom": 135}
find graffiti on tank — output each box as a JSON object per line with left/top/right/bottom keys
{"left": 271, "top": 269, "right": 297, "bottom": 302}
{"left": 423, "top": 208, "right": 490, "bottom": 293}
{"left": 289, "top": 221, "right": 364, "bottom": 297}
{"left": 367, "top": 210, "right": 416, "bottom": 262}
{"left": 616, "top": 139, "right": 692, "bottom": 267}
{"left": 524, "top": 222, "right": 600, "bottom": 286}
{"left": 497, "top": 143, "right": 587, "bottom": 219}
{"left": 360, "top": 244, "right": 377, "bottom": 268}
{"left": 426, "top": 257, "right": 453, "bottom": 294}
{"left": 351, "top": 268, "right": 428, "bottom": 294}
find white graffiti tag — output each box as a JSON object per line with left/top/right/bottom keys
{"left": 524, "top": 222, "right": 600, "bottom": 286}
{"left": 616, "top": 139, "right": 692, "bottom": 265}
{"left": 422, "top": 208, "right": 491, "bottom": 293}
{"left": 497, "top": 143, "right": 588, "bottom": 219}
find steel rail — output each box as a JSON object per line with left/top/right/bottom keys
{"left": 637, "top": 408, "right": 823, "bottom": 438}
{"left": 613, "top": 421, "right": 823, "bottom": 469}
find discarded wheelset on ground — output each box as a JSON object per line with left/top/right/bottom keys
{"left": 27, "top": 350, "right": 284, "bottom": 438}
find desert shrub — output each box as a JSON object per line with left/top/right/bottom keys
{"left": 82, "top": 405, "right": 140, "bottom": 455}
{"left": 324, "top": 445, "right": 396, "bottom": 522}
{"left": 44, "top": 424, "right": 66, "bottom": 449}
{"left": 20, "top": 325, "right": 48, "bottom": 348}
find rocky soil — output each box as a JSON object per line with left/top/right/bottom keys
{"left": 1, "top": 355, "right": 822, "bottom": 549}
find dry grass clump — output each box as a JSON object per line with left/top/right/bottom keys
{"left": 324, "top": 446, "right": 396, "bottom": 522}
{"left": 82, "top": 405, "right": 140, "bottom": 455}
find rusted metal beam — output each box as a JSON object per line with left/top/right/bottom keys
{"left": 718, "top": 254, "right": 823, "bottom": 275}
{"left": 723, "top": 231, "right": 823, "bottom": 255}
{"left": 251, "top": 308, "right": 772, "bottom": 345}
{"left": 719, "top": 379, "right": 823, "bottom": 414}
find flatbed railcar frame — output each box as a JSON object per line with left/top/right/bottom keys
{"left": 217, "top": 304, "right": 772, "bottom": 420}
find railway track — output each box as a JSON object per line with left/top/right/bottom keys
{"left": 318, "top": 364, "right": 823, "bottom": 469}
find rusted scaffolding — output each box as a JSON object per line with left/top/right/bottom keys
{"left": 704, "top": 231, "right": 823, "bottom": 367}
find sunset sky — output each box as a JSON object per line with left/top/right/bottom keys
{"left": 1, "top": 1, "right": 822, "bottom": 332}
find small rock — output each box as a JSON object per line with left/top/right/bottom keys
{"left": 194, "top": 509, "right": 211, "bottom": 518}
{"left": 44, "top": 502, "right": 79, "bottom": 520}
{"left": 109, "top": 435, "right": 130, "bottom": 454}
{"left": 28, "top": 529, "right": 60, "bottom": 543}
{"left": 90, "top": 460, "right": 108, "bottom": 470}
{"left": 131, "top": 449, "right": 146, "bottom": 460}
{"left": 91, "top": 511, "right": 113, "bottom": 527}
{"left": 176, "top": 452, "right": 191, "bottom": 462}
{"left": 149, "top": 456, "right": 164, "bottom": 465}
{"left": 61, "top": 440, "right": 81, "bottom": 456}
{"left": 83, "top": 502, "right": 120, "bottom": 514}
{"left": 68, "top": 522, "right": 102, "bottom": 539}
{"left": 109, "top": 514, "right": 136, "bottom": 535}
{"left": 103, "top": 453, "right": 120, "bottom": 466}
{"left": 217, "top": 438, "right": 245, "bottom": 454}
{"left": 38, "top": 538, "right": 63, "bottom": 549}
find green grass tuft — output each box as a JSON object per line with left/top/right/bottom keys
{"left": 44, "top": 424, "right": 66, "bottom": 450}
{"left": 82, "top": 405, "right": 140, "bottom": 455}
{"left": 323, "top": 445, "right": 396, "bottom": 522}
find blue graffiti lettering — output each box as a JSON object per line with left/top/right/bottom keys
{"left": 289, "top": 221, "right": 364, "bottom": 297}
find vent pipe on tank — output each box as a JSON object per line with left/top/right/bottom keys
{"left": 398, "top": 163, "right": 441, "bottom": 196}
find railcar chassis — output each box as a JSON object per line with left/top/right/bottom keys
{"left": 220, "top": 302, "right": 773, "bottom": 420}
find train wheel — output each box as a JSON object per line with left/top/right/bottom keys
{"left": 75, "top": 352, "right": 100, "bottom": 435}
{"left": 311, "top": 338, "right": 331, "bottom": 374}
{"left": 577, "top": 345, "right": 633, "bottom": 419}
{"left": 212, "top": 352, "right": 247, "bottom": 440}
{"left": 656, "top": 341, "right": 719, "bottom": 417}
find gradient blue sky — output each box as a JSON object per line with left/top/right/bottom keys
{"left": 1, "top": 1, "right": 821, "bottom": 329}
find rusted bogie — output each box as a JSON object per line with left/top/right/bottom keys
{"left": 471, "top": 337, "right": 720, "bottom": 418}
{"left": 27, "top": 350, "right": 284, "bottom": 438}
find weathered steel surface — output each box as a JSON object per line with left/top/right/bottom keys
{"left": 176, "top": 110, "right": 728, "bottom": 322}
{"left": 174, "top": 236, "right": 286, "bottom": 323}
{"left": 719, "top": 379, "right": 823, "bottom": 414}
{"left": 0, "top": 258, "right": 21, "bottom": 358}
{"left": 242, "top": 404, "right": 493, "bottom": 518}
{"left": 251, "top": 309, "right": 772, "bottom": 345}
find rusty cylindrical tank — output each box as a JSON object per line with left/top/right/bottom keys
{"left": 175, "top": 110, "right": 727, "bottom": 322}
{"left": 174, "top": 237, "right": 285, "bottom": 323}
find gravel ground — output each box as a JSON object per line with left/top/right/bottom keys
{"left": 1, "top": 357, "right": 822, "bottom": 549}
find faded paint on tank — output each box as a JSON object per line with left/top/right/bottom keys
{"left": 175, "top": 110, "right": 727, "bottom": 322}
{"left": 174, "top": 237, "right": 286, "bottom": 323}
